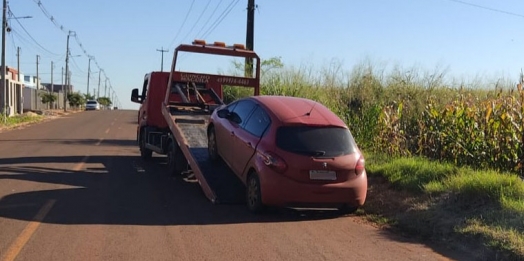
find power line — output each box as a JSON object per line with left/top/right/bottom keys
{"left": 33, "top": 0, "right": 104, "bottom": 74}
{"left": 201, "top": 0, "right": 241, "bottom": 39}
{"left": 8, "top": 7, "right": 60, "bottom": 56}
{"left": 175, "top": 0, "right": 224, "bottom": 63}
{"left": 168, "top": 0, "right": 196, "bottom": 48}
{"left": 194, "top": 0, "right": 223, "bottom": 39}
{"left": 179, "top": 0, "right": 212, "bottom": 44}
{"left": 70, "top": 56, "right": 85, "bottom": 74}
{"left": 10, "top": 29, "right": 66, "bottom": 63}
{"left": 444, "top": 0, "right": 524, "bottom": 18}
{"left": 176, "top": 0, "right": 240, "bottom": 64}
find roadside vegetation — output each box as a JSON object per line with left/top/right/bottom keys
{"left": 226, "top": 57, "right": 524, "bottom": 260}
{"left": 0, "top": 111, "right": 43, "bottom": 128}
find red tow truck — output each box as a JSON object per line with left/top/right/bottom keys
{"left": 131, "top": 40, "right": 260, "bottom": 203}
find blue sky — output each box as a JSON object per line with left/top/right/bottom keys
{"left": 7, "top": 0, "right": 524, "bottom": 109}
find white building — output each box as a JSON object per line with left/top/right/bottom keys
{"left": 0, "top": 66, "right": 24, "bottom": 117}
{"left": 24, "top": 75, "right": 43, "bottom": 90}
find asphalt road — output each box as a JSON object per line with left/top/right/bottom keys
{"left": 0, "top": 110, "right": 468, "bottom": 261}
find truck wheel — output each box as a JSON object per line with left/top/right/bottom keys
{"left": 140, "top": 130, "right": 152, "bottom": 160}
{"left": 246, "top": 172, "right": 265, "bottom": 214}
{"left": 207, "top": 127, "right": 220, "bottom": 161}
{"left": 167, "top": 140, "right": 185, "bottom": 176}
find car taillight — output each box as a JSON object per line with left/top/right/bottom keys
{"left": 355, "top": 155, "right": 365, "bottom": 176}
{"left": 257, "top": 151, "right": 287, "bottom": 173}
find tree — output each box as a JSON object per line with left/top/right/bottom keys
{"left": 67, "top": 92, "right": 85, "bottom": 108}
{"left": 84, "top": 93, "right": 96, "bottom": 101}
{"left": 40, "top": 92, "right": 57, "bottom": 109}
{"left": 97, "top": 97, "right": 112, "bottom": 108}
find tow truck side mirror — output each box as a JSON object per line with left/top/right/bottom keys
{"left": 131, "top": 88, "right": 142, "bottom": 103}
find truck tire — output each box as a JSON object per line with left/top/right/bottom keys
{"left": 207, "top": 126, "right": 220, "bottom": 162}
{"left": 140, "top": 129, "right": 153, "bottom": 160}
{"left": 167, "top": 140, "right": 185, "bottom": 176}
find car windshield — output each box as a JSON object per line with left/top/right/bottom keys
{"left": 87, "top": 101, "right": 97, "bottom": 105}
{"left": 276, "top": 126, "right": 357, "bottom": 157}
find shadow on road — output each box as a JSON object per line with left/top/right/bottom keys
{"left": 0, "top": 139, "right": 136, "bottom": 147}
{"left": 0, "top": 154, "right": 475, "bottom": 260}
{"left": 0, "top": 155, "right": 345, "bottom": 226}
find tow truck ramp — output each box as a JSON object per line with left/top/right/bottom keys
{"left": 164, "top": 106, "right": 246, "bottom": 204}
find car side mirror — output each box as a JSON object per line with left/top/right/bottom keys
{"left": 229, "top": 112, "right": 242, "bottom": 124}
{"left": 217, "top": 108, "right": 230, "bottom": 118}
{"left": 131, "top": 88, "right": 141, "bottom": 103}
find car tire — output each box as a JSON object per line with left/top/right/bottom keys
{"left": 140, "top": 129, "right": 152, "bottom": 160}
{"left": 167, "top": 140, "right": 185, "bottom": 176}
{"left": 246, "top": 172, "right": 265, "bottom": 214}
{"left": 338, "top": 204, "right": 358, "bottom": 215}
{"left": 207, "top": 126, "right": 219, "bottom": 162}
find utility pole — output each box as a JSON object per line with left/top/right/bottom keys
{"left": 50, "top": 61, "right": 54, "bottom": 109}
{"left": 17, "top": 47, "right": 21, "bottom": 114}
{"left": 64, "top": 31, "right": 73, "bottom": 112}
{"left": 61, "top": 67, "right": 63, "bottom": 109}
{"left": 64, "top": 31, "right": 71, "bottom": 111}
{"left": 36, "top": 55, "right": 40, "bottom": 90}
{"left": 2, "top": 0, "right": 7, "bottom": 121}
{"left": 50, "top": 61, "right": 54, "bottom": 93}
{"left": 87, "top": 56, "right": 92, "bottom": 96}
{"left": 156, "top": 47, "right": 168, "bottom": 72}
{"left": 245, "top": 0, "right": 255, "bottom": 77}
{"left": 104, "top": 77, "right": 107, "bottom": 98}
{"left": 97, "top": 70, "right": 101, "bottom": 100}
{"left": 16, "top": 47, "right": 19, "bottom": 85}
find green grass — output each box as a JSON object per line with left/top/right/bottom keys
{"left": 366, "top": 154, "right": 524, "bottom": 259}
{"left": 0, "top": 113, "right": 43, "bottom": 127}
{"left": 368, "top": 156, "right": 458, "bottom": 193}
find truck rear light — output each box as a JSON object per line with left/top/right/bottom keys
{"left": 355, "top": 155, "right": 365, "bottom": 176}
{"left": 258, "top": 151, "right": 287, "bottom": 173}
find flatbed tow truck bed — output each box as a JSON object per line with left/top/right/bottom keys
{"left": 163, "top": 105, "right": 245, "bottom": 204}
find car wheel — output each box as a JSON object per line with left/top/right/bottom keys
{"left": 167, "top": 140, "right": 185, "bottom": 176}
{"left": 207, "top": 127, "right": 219, "bottom": 162}
{"left": 338, "top": 204, "right": 358, "bottom": 215}
{"left": 140, "top": 130, "right": 152, "bottom": 160}
{"left": 246, "top": 172, "right": 265, "bottom": 213}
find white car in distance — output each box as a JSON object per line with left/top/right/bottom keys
{"left": 85, "top": 100, "right": 100, "bottom": 111}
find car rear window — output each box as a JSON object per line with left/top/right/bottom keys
{"left": 276, "top": 126, "right": 357, "bottom": 157}
{"left": 87, "top": 101, "right": 97, "bottom": 105}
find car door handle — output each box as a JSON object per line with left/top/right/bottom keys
{"left": 230, "top": 131, "right": 235, "bottom": 136}
{"left": 245, "top": 142, "right": 252, "bottom": 148}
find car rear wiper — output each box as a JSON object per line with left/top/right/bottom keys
{"left": 291, "top": 150, "right": 326, "bottom": 156}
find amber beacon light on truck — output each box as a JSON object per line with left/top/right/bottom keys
{"left": 192, "top": 39, "right": 246, "bottom": 50}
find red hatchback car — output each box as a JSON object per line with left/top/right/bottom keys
{"left": 207, "top": 95, "right": 367, "bottom": 213}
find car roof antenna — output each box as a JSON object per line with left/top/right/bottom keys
{"left": 305, "top": 101, "right": 317, "bottom": 116}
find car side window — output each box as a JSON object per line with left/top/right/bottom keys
{"left": 243, "top": 106, "right": 271, "bottom": 137}
{"left": 230, "top": 100, "right": 256, "bottom": 125}
{"left": 226, "top": 102, "right": 238, "bottom": 112}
